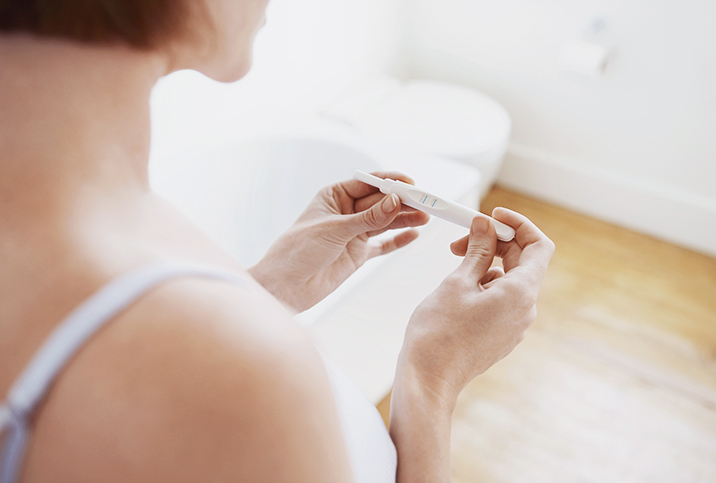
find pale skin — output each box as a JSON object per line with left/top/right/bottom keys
{"left": 0, "top": 1, "right": 554, "bottom": 482}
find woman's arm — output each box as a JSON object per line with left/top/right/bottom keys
{"left": 249, "top": 172, "right": 429, "bottom": 313}
{"left": 390, "top": 363, "right": 455, "bottom": 482}
{"left": 390, "top": 209, "right": 555, "bottom": 482}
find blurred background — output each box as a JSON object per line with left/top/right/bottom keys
{"left": 149, "top": 1, "right": 716, "bottom": 481}
{"left": 150, "top": 0, "right": 716, "bottom": 257}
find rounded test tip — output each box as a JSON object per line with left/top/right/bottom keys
{"left": 494, "top": 221, "right": 515, "bottom": 242}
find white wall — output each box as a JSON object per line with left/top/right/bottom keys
{"left": 149, "top": 0, "right": 716, "bottom": 256}
{"left": 149, "top": 0, "right": 401, "bottom": 166}
{"left": 401, "top": 0, "right": 716, "bottom": 256}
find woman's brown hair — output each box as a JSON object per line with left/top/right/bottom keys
{"left": 0, "top": 0, "right": 196, "bottom": 49}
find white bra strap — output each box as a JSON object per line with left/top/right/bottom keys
{"left": 0, "top": 261, "right": 251, "bottom": 483}
{"left": 6, "top": 262, "right": 249, "bottom": 415}
{"left": 0, "top": 404, "right": 11, "bottom": 435}
{"left": 0, "top": 407, "right": 28, "bottom": 483}
{"left": 0, "top": 405, "right": 10, "bottom": 439}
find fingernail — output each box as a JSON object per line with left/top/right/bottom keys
{"left": 382, "top": 194, "right": 399, "bottom": 213}
{"left": 471, "top": 216, "right": 489, "bottom": 235}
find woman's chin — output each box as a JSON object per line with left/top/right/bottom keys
{"left": 199, "top": 53, "right": 253, "bottom": 83}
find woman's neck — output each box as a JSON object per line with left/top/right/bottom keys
{"left": 0, "top": 34, "right": 168, "bottom": 226}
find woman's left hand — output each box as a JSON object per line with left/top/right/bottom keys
{"left": 248, "top": 172, "right": 430, "bottom": 313}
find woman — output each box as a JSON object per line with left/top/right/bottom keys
{"left": 0, "top": 1, "right": 555, "bottom": 482}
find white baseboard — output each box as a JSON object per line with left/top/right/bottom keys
{"left": 497, "top": 144, "right": 716, "bottom": 258}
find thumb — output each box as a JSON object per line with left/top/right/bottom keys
{"left": 456, "top": 215, "right": 497, "bottom": 280}
{"left": 341, "top": 193, "right": 401, "bottom": 238}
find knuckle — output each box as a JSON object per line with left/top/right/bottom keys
{"left": 466, "top": 243, "right": 493, "bottom": 261}
{"left": 324, "top": 184, "right": 341, "bottom": 201}
{"left": 379, "top": 238, "right": 397, "bottom": 254}
{"left": 544, "top": 238, "right": 556, "bottom": 258}
{"left": 499, "top": 279, "right": 537, "bottom": 312}
{"left": 523, "top": 291, "right": 538, "bottom": 310}
{"left": 525, "top": 305, "right": 538, "bottom": 327}
{"left": 498, "top": 277, "right": 522, "bottom": 297}
{"left": 362, "top": 207, "right": 384, "bottom": 229}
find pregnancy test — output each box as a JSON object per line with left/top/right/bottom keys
{"left": 353, "top": 170, "right": 515, "bottom": 242}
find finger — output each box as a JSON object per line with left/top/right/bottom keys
{"left": 367, "top": 229, "right": 420, "bottom": 259}
{"left": 366, "top": 210, "right": 430, "bottom": 237}
{"left": 339, "top": 192, "right": 402, "bottom": 239}
{"left": 339, "top": 171, "right": 416, "bottom": 200}
{"left": 480, "top": 266, "right": 505, "bottom": 286}
{"left": 454, "top": 215, "right": 497, "bottom": 281}
{"left": 353, "top": 191, "right": 386, "bottom": 213}
{"left": 450, "top": 234, "right": 469, "bottom": 257}
{"left": 492, "top": 207, "right": 547, "bottom": 250}
{"left": 492, "top": 207, "right": 555, "bottom": 280}
{"left": 353, "top": 191, "right": 424, "bottom": 214}
{"left": 495, "top": 239, "right": 523, "bottom": 273}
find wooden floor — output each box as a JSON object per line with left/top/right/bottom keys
{"left": 377, "top": 186, "right": 716, "bottom": 482}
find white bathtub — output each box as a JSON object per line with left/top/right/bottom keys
{"left": 151, "top": 134, "right": 481, "bottom": 403}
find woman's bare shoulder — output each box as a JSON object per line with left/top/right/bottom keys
{"left": 24, "top": 276, "right": 352, "bottom": 483}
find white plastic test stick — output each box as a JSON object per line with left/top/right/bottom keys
{"left": 353, "top": 170, "right": 515, "bottom": 242}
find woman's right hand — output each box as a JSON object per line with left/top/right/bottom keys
{"left": 397, "top": 207, "right": 555, "bottom": 406}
